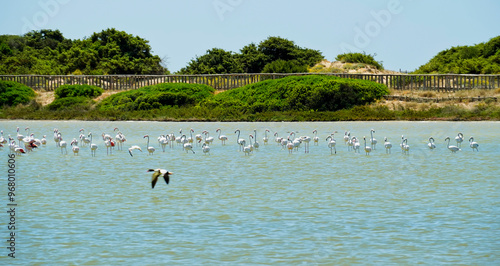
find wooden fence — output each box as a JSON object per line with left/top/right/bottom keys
{"left": 1, "top": 73, "right": 499, "bottom": 91}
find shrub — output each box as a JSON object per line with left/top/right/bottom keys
{"left": 203, "top": 75, "right": 389, "bottom": 112}
{"left": 262, "top": 59, "right": 308, "bottom": 73}
{"left": 54, "top": 84, "right": 104, "bottom": 99}
{"left": 98, "top": 83, "right": 214, "bottom": 111}
{"left": 47, "top": 96, "right": 93, "bottom": 111}
{"left": 335, "top": 52, "right": 384, "bottom": 70}
{"left": 0, "top": 80, "right": 36, "bottom": 106}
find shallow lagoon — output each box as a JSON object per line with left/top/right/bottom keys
{"left": 1, "top": 120, "right": 499, "bottom": 265}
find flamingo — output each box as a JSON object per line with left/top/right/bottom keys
{"left": 89, "top": 132, "right": 98, "bottom": 157}
{"left": 53, "top": 128, "right": 60, "bottom": 147}
{"left": 455, "top": 132, "right": 464, "bottom": 147}
{"left": 363, "top": 136, "right": 372, "bottom": 155}
{"left": 263, "top": 129, "right": 270, "bottom": 145}
{"left": 352, "top": 136, "right": 360, "bottom": 153}
{"left": 16, "top": 127, "right": 24, "bottom": 145}
{"left": 312, "top": 130, "right": 320, "bottom": 146}
{"left": 147, "top": 169, "right": 173, "bottom": 189}
{"left": 427, "top": 137, "right": 436, "bottom": 150}
{"left": 370, "top": 129, "right": 377, "bottom": 150}
{"left": 144, "top": 135, "right": 156, "bottom": 155}
{"left": 384, "top": 137, "right": 392, "bottom": 154}
{"left": 347, "top": 134, "right": 354, "bottom": 151}
{"left": 243, "top": 135, "right": 254, "bottom": 155}
{"left": 216, "top": 128, "right": 228, "bottom": 145}
{"left": 253, "top": 129, "right": 260, "bottom": 150}
{"left": 0, "top": 130, "right": 7, "bottom": 144}
{"left": 187, "top": 129, "right": 194, "bottom": 144}
{"left": 203, "top": 130, "right": 214, "bottom": 145}
{"left": 468, "top": 137, "right": 479, "bottom": 151}
{"left": 274, "top": 132, "right": 283, "bottom": 146}
{"left": 343, "top": 131, "right": 350, "bottom": 145}
{"left": 182, "top": 135, "right": 195, "bottom": 154}
{"left": 40, "top": 135, "right": 47, "bottom": 145}
{"left": 194, "top": 130, "right": 203, "bottom": 145}
{"left": 235, "top": 129, "right": 246, "bottom": 151}
{"left": 301, "top": 134, "right": 311, "bottom": 153}
{"left": 445, "top": 137, "right": 460, "bottom": 153}
{"left": 102, "top": 133, "right": 113, "bottom": 155}
{"left": 286, "top": 136, "right": 294, "bottom": 154}
{"left": 202, "top": 143, "right": 211, "bottom": 155}
{"left": 114, "top": 128, "right": 126, "bottom": 150}
{"left": 158, "top": 135, "right": 169, "bottom": 152}
{"left": 128, "top": 145, "right": 142, "bottom": 156}
{"left": 58, "top": 133, "right": 67, "bottom": 154}
{"left": 326, "top": 133, "right": 337, "bottom": 155}
{"left": 402, "top": 138, "right": 410, "bottom": 155}
{"left": 71, "top": 139, "right": 79, "bottom": 156}
{"left": 175, "top": 129, "right": 183, "bottom": 146}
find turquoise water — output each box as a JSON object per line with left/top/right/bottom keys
{"left": 1, "top": 120, "right": 499, "bottom": 265}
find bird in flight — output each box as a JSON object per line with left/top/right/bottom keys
{"left": 147, "top": 169, "right": 174, "bottom": 189}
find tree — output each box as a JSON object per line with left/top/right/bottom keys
{"left": 237, "top": 43, "right": 267, "bottom": 73}
{"left": 177, "top": 48, "right": 243, "bottom": 74}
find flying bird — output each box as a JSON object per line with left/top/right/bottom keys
{"left": 147, "top": 169, "right": 174, "bottom": 189}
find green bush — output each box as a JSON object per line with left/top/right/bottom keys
{"left": 203, "top": 75, "right": 389, "bottom": 112}
{"left": 262, "top": 59, "right": 308, "bottom": 73}
{"left": 98, "top": 83, "right": 214, "bottom": 111}
{"left": 55, "top": 84, "right": 104, "bottom": 99}
{"left": 47, "top": 96, "right": 93, "bottom": 111}
{"left": 0, "top": 80, "right": 36, "bottom": 106}
{"left": 336, "top": 52, "right": 384, "bottom": 70}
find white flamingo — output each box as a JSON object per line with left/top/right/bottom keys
{"left": 144, "top": 135, "right": 156, "bottom": 155}
{"left": 402, "top": 138, "right": 410, "bottom": 155}
{"left": 445, "top": 136, "right": 460, "bottom": 153}
{"left": 89, "top": 132, "right": 98, "bottom": 157}
{"left": 363, "top": 136, "right": 372, "bottom": 155}
{"left": 235, "top": 129, "right": 246, "bottom": 151}
{"left": 428, "top": 137, "right": 436, "bottom": 150}
{"left": 468, "top": 137, "right": 479, "bottom": 151}
{"left": 202, "top": 143, "right": 211, "bottom": 155}
{"left": 326, "top": 133, "right": 337, "bottom": 155}
{"left": 384, "top": 137, "right": 392, "bottom": 154}
{"left": 203, "top": 130, "right": 214, "bottom": 145}
{"left": 263, "top": 129, "right": 270, "bottom": 145}
{"left": 216, "top": 128, "right": 228, "bottom": 145}
{"left": 370, "top": 129, "right": 377, "bottom": 150}
{"left": 41, "top": 135, "right": 47, "bottom": 145}
{"left": 114, "top": 128, "right": 126, "bottom": 150}
{"left": 16, "top": 127, "right": 24, "bottom": 145}
{"left": 128, "top": 145, "right": 142, "bottom": 156}
{"left": 102, "top": 133, "right": 113, "bottom": 155}
{"left": 0, "top": 130, "right": 7, "bottom": 144}
{"left": 53, "top": 128, "right": 60, "bottom": 147}
{"left": 313, "top": 129, "right": 320, "bottom": 146}
{"left": 243, "top": 135, "right": 254, "bottom": 155}
{"left": 455, "top": 132, "right": 464, "bottom": 148}
{"left": 343, "top": 131, "right": 350, "bottom": 145}
{"left": 301, "top": 134, "right": 311, "bottom": 153}
{"left": 253, "top": 129, "right": 260, "bottom": 150}
{"left": 158, "top": 135, "right": 169, "bottom": 152}
{"left": 182, "top": 135, "right": 195, "bottom": 154}
{"left": 58, "top": 133, "right": 67, "bottom": 154}
{"left": 352, "top": 136, "right": 360, "bottom": 153}
{"left": 71, "top": 139, "right": 79, "bottom": 156}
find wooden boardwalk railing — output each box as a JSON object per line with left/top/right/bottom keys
{"left": 1, "top": 73, "right": 499, "bottom": 91}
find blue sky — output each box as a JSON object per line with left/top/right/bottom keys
{"left": 1, "top": 0, "right": 499, "bottom": 72}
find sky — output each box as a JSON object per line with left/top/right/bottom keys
{"left": 1, "top": 0, "right": 499, "bottom": 73}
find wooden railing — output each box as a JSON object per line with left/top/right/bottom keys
{"left": 1, "top": 73, "right": 499, "bottom": 91}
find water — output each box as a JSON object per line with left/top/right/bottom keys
{"left": 1, "top": 120, "right": 499, "bottom": 265}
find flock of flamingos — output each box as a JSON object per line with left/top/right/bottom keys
{"left": 0, "top": 126, "right": 480, "bottom": 157}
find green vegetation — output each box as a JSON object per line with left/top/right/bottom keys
{"left": 98, "top": 83, "right": 214, "bottom": 111}
{"left": 48, "top": 84, "right": 104, "bottom": 110}
{"left": 55, "top": 85, "right": 104, "bottom": 98}
{"left": 0, "top": 80, "right": 36, "bottom": 106}
{"left": 202, "top": 75, "right": 389, "bottom": 112}
{"left": 0, "top": 28, "right": 168, "bottom": 75}
{"left": 335, "top": 52, "right": 384, "bottom": 70}
{"left": 415, "top": 35, "right": 500, "bottom": 74}
{"left": 178, "top": 36, "right": 323, "bottom": 74}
